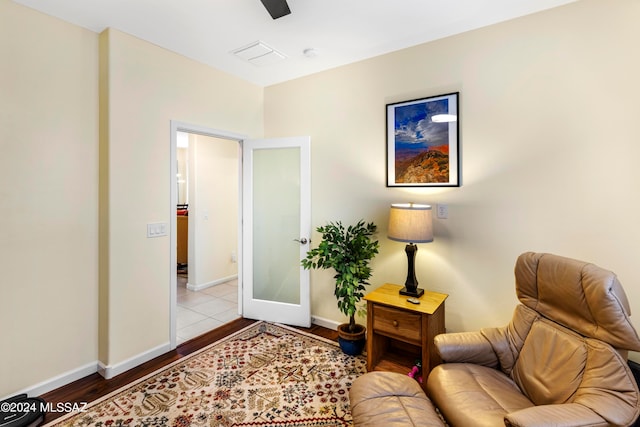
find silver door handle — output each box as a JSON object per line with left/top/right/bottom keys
{"left": 294, "top": 238, "right": 308, "bottom": 244}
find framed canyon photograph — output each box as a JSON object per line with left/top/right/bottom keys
{"left": 386, "top": 92, "right": 460, "bottom": 187}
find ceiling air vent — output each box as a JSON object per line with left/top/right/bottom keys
{"left": 231, "top": 41, "right": 286, "bottom": 66}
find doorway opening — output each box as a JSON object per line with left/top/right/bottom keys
{"left": 170, "top": 121, "right": 246, "bottom": 349}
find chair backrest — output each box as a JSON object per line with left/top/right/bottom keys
{"left": 507, "top": 253, "right": 640, "bottom": 424}
{"left": 514, "top": 252, "right": 640, "bottom": 352}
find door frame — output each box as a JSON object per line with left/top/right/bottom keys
{"left": 169, "top": 120, "right": 246, "bottom": 350}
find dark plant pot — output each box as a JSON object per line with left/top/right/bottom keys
{"left": 337, "top": 323, "right": 366, "bottom": 356}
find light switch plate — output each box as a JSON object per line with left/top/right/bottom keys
{"left": 147, "top": 222, "right": 168, "bottom": 238}
{"left": 437, "top": 204, "right": 448, "bottom": 219}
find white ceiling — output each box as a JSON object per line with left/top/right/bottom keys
{"left": 13, "top": 0, "right": 577, "bottom": 87}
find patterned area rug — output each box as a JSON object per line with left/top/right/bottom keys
{"left": 44, "top": 322, "right": 367, "bottom": 427}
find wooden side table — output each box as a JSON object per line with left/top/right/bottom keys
{"left": 364, "top": 283, "right": 448, "bottom": 386}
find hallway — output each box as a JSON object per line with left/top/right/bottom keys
{"left": 176, "top": 275, "right": 240, "bottom": 344}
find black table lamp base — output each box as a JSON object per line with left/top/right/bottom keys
{"left": 400, "top": 286, "right": 424, "bottom": 298}
{"left": 400, "top": 243, "right": 424, "bottom": 298}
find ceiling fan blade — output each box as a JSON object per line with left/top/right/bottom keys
{"left": 260, "top": 0, "right": 291, "bottom": 19}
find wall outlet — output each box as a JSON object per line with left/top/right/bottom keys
{"left": 437, "top": 204, "right": 448, "bottom": 219}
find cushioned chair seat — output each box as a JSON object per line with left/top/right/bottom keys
{"left": 427, "top": 363, "right": 534, "bottom": 427}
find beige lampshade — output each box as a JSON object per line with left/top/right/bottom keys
{"left": 388, "top": 203, "right": 434, "bottom": 243}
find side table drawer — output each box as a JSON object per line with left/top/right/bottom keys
{"left": 373, "top": 305, "right": 422, "bottom": 343}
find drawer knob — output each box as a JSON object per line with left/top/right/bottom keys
{"left": 393, "top": 320, "right": 399, "bottom": 327}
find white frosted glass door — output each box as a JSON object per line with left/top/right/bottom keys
{"left": 242, "top": 137, "right": 310, "bottom": 327}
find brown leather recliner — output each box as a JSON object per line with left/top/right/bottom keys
{"left": 350, "top": 252, "right": 640, "bottom": 426}
{"left": 427, "top": 252, "right": 640, "bottom": 426}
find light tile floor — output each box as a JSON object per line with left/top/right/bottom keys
{"left": 177, "top": 274, "right": 240, "bottom": 344}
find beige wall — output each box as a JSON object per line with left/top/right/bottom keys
{"left": 0, "top": 1, "right": 99, "bottom": 395}
{"left": 99, "top": 29, "right": 262, "bottom": 370}
{"left": 264, "top": 0, "right": 640, "bottom": 360}
{"left": 188, "top": 134, "right": 239, "bottom": 289}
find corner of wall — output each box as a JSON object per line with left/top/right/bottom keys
{"left": 98, "top": 28, "right": 111, "bottom": 366}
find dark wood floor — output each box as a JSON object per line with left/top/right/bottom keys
{"left": 40, "top": 318, "right": 339, "bottom": 424}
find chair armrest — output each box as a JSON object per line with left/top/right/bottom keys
{"left": 504, "top": 404, "right": 608, "bottom": 427}
{"left": 433, "top": 331, "right": 499, "bottom": 367}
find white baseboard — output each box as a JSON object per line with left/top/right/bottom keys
{"left": 5, "top": 315, "right": 337, "bottom": 401}
{"left": 98, "top": 342, "right": 171, "bottom": 379}
{"left": 1, "top": 362, "right": 98, "bottom": 401}
{"left": 311, "top": 315, "right": 341, "bottom": 331}
{"left": 187, "top": 275, "right": 238, "bottom": 292}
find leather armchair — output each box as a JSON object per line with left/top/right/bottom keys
{"left": 427, "top": 252, "right": 640, "bottom": 426}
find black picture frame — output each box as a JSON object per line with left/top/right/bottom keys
{"left": 386, "top": 92, "right": 460, "bottom": 187}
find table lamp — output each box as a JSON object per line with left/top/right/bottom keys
{"left": 387, "top": 203, "right": 433, "bottom": 297}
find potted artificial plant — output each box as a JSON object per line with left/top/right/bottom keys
{"left": 301, "top": 220, "right": 380, "bottom": 355}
